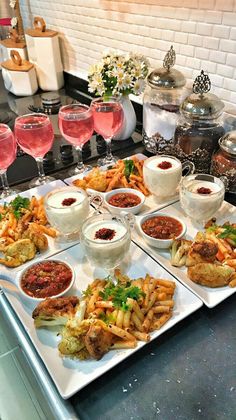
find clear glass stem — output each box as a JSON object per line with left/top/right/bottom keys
{"left": 0, "top": 170, "right": 10, "bottom": 195}
{"left": 105, "top": 138, "right": 113, "bottom": 162}
{"left": 75, "top": 146, "right": 85, "bottom": 171}
{"left": 36, "top": 157, "right": 46, "bottom": 183}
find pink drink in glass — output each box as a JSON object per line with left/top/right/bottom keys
{"left": 59, "top": 106, "right": 94, "bottom": 147}
{"left": 15, "top": 114, "right": 54, "bottom": 158}
{"left": 0, "top": 125, "right": 16, "bottom": 170}
{"left": 92, "top": 102, "right": 123, "bottom": 140}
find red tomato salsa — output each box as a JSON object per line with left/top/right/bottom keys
{"left": 141, "top": 215, "right": 183, "bottom": 240}
{"left": 21, "top": 261, "right": 73, "bottom": 299}
{"left": 108, "top": 192, "right": 141, "bottom": 208}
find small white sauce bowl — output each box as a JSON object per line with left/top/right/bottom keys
{"left": 136, "top": 212, "right": 187, "bottom": 249}
{"left": 16, "top": 258, "right": 75, "bottom": 303}
{"left": 104, "top": 188, "right": 145, "bottom": 215}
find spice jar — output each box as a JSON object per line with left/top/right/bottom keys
{"left": 173, "top": 70, "right": 225, "bottom": 173}
{"left": 211, "top": 131, "right": 236, "bottom": 193}
{"left": 143, "top": 46, "right": 189, "bottom": 154}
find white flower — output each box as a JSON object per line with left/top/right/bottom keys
{"left": 88, "top": 50, "right": 149, "bottom": 96}
{"left": 9, "top": 0, "right": 16, "bottom": 8}
{"left": 133, "top": 79, "right": 145, "bottom": 95}
{"left": 11, "top": 17, "right": 18, "bottom": 28}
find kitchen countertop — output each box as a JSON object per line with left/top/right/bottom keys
{"left": 0, "top": 74, "right": 236, "bottom": 420}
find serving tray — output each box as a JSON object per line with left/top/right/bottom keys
{"left": 0, "top": 241, "right": 202, "bottom": 399}
{"left": 132, "top": 201, "right": 236, "bottom": 308}
{"left": 0, "top": 180, "right": 95, "bottom": 277}
{"left": 64, "top": 154, "right": 179, "bottom": 215}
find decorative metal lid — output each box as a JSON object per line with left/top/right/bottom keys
{"left": 147, "top": 46, "right": 186, "bottom": 89}
{"left": 41, "top": 92, "right": 61, "bottom": 106}
{"left": 181, "top": 70, "right": 224, "bottom": 119}
{"left": 219, "top": 131, "right": 236, "bottom": 155}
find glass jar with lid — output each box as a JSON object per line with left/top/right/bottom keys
{"left": 173, "top": 70, "right": 225, "bottom": 174}
{"left": 143, "top": 46, "right": 189, "bottom": 154}
{"left": 211, "top": 131, "right": 236, "bottom": 193}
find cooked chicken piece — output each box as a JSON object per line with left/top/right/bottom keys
{"left": 0, "top": 239, "right": 36, "bottom": 267}
{"left": 72, "top": 179, "right": 87, "bottom": 190}
{"left": 188, "top": 263, "right": 235, "bottom": 287}
{"left": 32, "top": 296, "right": 80, "bottom": 327}
{"left": 186, "top": 240, "right": 218, "bottom": 267}
{"left": 84, "top": 324, "right": 113, "bottom": 360}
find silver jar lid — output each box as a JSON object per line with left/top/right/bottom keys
{"left": 147, "top": 46, "right": 186, "bottom": 89}
{"left": 219, "top": 131, "right": 236, "bottom": 155}
{"left": 181, "top": 70, "right": 224, "bottom": 119}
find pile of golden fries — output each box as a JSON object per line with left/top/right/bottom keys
{"left": 72, "top": 157, "right": 150, "bottom": 196}
{"left": 0, "top": 195, "right": 57, "bottom": 266}
{"left": 83, "top": 269, "right": 176, "bottom": 348}
{"left": 0, "top": 196, "right": 56, "bottom": 242}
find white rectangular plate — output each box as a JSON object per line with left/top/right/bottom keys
{"left": 0, "top": 241, "right": 202, "bottom": 399}
{"left": 0, "top": 180, "right": 91, "bottom": 278}
{"left": 132, "top": 201, "right": 236, "bottom": 308}
{"left": 64, "top": 154, "right": 179, "bottom": 215}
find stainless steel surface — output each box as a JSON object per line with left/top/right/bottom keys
{"left": 147, "top": 46, "right": 186, "bottom": 89}
{"left": 0, "top": 286, "right": 79, "bottom": 420}
{"left": 181, "top": 71, "right": 224, "bottom": 120}
{"left": 219, "top": 130, "right": 236, "bottom": 155}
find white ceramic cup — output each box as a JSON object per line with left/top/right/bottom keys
{"left": 143, "top": 155, "right": 195, "bottom": 198}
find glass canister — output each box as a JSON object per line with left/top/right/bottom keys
{"left": 211, "top": 131, "right": 236, "bottom": 193}
{"left": 174, "top": 70, "right": 225, "bottom": 174}
{"left": 143, "top": 46, "right": 189, "bottom": 154}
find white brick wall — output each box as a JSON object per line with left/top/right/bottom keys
{"left": 19, "top": 0, "right": 236, "bottom": 111}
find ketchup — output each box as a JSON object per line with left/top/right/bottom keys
{"left": 62, "top": 197, "right": 77, "bottom": 206}
{"left": 158, "top": 161, "right": 172, "bottom": 170}
{"left": 95, "top": 228, "right": 116, "bottom": 240}
{"left": 197, "top": 187, "right": 212, "bottom": 195}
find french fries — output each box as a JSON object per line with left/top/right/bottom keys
{"left": 0, "top": 195, "right": 57, "bottom": 266}
{"left": 82, "top": 270, "right": 176, "bottom": 352}
{"left": 72, "top": 157, "right": 150, "bottom": 196}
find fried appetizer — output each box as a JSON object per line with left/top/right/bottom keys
{"left": 0, "top": 239, "right": 36, "bottom": 267}
{"left": 32, "top": 296, "right": 80, "bottom": 328}
{"left": 187, "top": 263, "right": 235, "bottom": 288}
{"left": 84, "top": 324, "right": 113, "bottom": 360}
{"left": 186, "top": 240, "right": 218, "bottom": 267}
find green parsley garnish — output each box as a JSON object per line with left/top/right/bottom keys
{"left": 82, "top": 285, "right": 93, "bottom": 298}
{"left": 99, "top": 281, "right": 145, "bottom": 312}
{"left": 217, "top": 224, "right": 236, "bottom": 245}
{"left": 9, "top": 196, "right": 30, "bottom": 219}
{"left": 124, "top": 159, "right": 135, "bottom": 179}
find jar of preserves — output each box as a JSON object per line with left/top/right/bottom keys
{"left": 173, "top": 70, "right": 225, "bottom": 173}
{"left": 211, "top": 131, "right": 236, "bottom": 193}
{"left": 143, "top": 46, "right": 189, "bottom": 154}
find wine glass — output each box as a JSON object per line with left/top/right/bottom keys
{"left": 58, "top": 103, "right": 94, "bottom": 176}
{"left": 0, "top": 124, "right": 18, "bottom": 199}
{"left": 91, "top": 96, "right": 124, "bottom": 166}
{"left": 14, "top": 113, "right": 55, "bottom": 188}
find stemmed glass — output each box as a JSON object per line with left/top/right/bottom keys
{"left": 58, "top": 103, "right": 94, "bottom": 176}
{"left": 91, "top": 96, "right": 124, "bottom": 166}
{"left": 0, "top": 124, "right": 18, "bottom": 199}
{"left": 14, "top": 113, "right": 55, "bottom": 188}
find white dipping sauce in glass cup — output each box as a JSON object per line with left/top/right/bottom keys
{"left": 45, "top": 186, "right": 90, "bottom": 241}
{"left": 179, "top": 174, "right": 225, "bottom": 223}
{"left": 81, "top": 213, "right": 131, "bottom": 273}
{"left": 143, "top": 155, "right": 194, "bottom": 198}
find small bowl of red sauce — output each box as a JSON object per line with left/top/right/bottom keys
{"left": 17, "top": 259, "right": 75, "bottom": 303}
{"left": 104, "top": 188, "right": 145, "bottom": 215}
{"left": 137, "top": 212, "right": 186, "bottom": 249}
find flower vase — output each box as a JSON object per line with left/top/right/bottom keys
{"left": 113, "top": 95, "right": 137, "bottom": 140}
